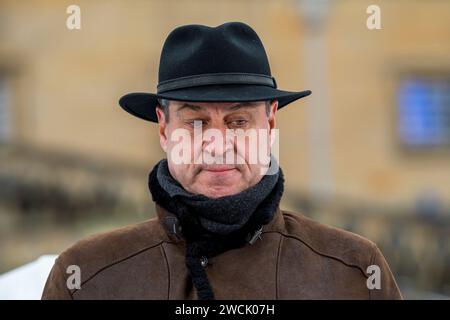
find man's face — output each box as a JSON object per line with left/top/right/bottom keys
{"left": 156, "top": 100, "right": 278, "bottom": 198}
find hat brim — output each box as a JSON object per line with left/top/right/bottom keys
{"left": 119, "top": 84, "right": 311, "bottom": 122}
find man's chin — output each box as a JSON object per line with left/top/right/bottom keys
{"left": 195, "top": 170, "right": 245, "bottom": 198}
{"left": 201, "top": 187, "right": 243, "bottom": 198}
{"left": 198, "top": 168, "right": 240, "bottom": 181}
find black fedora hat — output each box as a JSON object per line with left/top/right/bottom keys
{"left": 119, "top": 22, "right": 311, "bottom": 122}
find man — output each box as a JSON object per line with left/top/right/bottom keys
{"left": 42, "top": 22, "right": 402, "bottom": 300}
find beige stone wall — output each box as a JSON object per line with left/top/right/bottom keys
{"left": 327, "top": 0, "right": 450, "bottom": 206}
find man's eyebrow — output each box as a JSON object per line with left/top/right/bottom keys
{"left": 176, "top": 101, "right": 260, "bottom": 112}
{"left": 176, "top": 103, "right": 205, "bottom": 112}
{"left": 227, "top": 102, "right": 261, "bottom": 111}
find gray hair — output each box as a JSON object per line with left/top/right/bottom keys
{"left": 157, "top": 98, "right": 171, "bottom": 121}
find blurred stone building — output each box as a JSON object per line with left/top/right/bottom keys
{"left": 0, "top": 0, "right": 449, "bottom": 297}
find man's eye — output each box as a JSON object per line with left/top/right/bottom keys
{"left": 187, "top": 120, "right": 205, "bottom": 127}
{"left": 228, "top": 120, "right": 248, "bottom": 127}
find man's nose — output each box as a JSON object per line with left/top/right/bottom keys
{"left": 203, "top": 125, "right": 234, "bottom": 157}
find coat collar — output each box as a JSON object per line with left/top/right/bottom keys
{"left": 155, "top": 204, "right": 286, "bottom": 245}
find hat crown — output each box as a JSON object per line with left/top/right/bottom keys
{"left": 158, "top": 22, "right": 272, "bottom": 83}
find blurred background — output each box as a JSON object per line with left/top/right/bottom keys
{"left": 0, "top": 0, "right": 449, "bottom": 299}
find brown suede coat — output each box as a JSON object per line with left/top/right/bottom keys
{"left": 42, "top": 205, "right": 402, "bottom": 299}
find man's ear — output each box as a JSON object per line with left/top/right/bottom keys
{"left": 156, "top": 106, "right": 168, "bottom": 153}
{"left": 268, "top": 100, "right": 278, "bottom": 150}
{"left": 268, "top": 100, "right": 278, "bottom": 130}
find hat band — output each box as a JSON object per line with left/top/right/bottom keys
{"left": 157, "top": 73, "right": 277, "bottom": 93}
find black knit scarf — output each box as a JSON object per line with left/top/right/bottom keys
{"left": 148, "top": 160, "right": 284, "bottom": 300}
